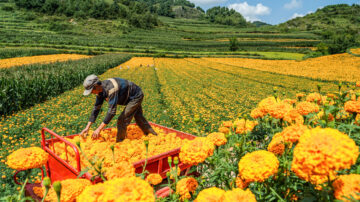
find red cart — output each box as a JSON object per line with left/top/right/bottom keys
{"left": 26, "top": 122, "right": 196, "bottom": 199}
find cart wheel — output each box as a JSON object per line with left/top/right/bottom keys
{"left": 13, "top": 167, "right": 45, "bottom": 185}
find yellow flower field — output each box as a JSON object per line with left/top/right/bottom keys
{"left": 351, "top": 48, "right": 360, "bottom": 55}
{"left": 0, "top": 54, "right": 92, "bottom": 68}
{"left": 202, "top": 53, "right": 360, "bottom": 82}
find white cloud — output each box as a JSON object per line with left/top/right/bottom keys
{"left": 189, "top": 0, "right": 227, "bottom": 6}
{"left": 290, "top": 11, "right": 313, "bottom": 19}
{"left": 284, "top": 0, "right": 302, "bottom": 10}
{"left": 228, "top": 2, "right": 271, "bottom": 22}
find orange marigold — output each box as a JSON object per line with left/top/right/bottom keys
{"left": 235, "top": 119, "right": 258, "bottom": 135}
{"left": 235, "top": 175, "right": 249, "bottom": 189}
{"left": 179, "top": 137, "right": 214, "bottom": 165}
{"left": 126, "top": 125, "right": 145, "bottom": 139}
{"left": 104, "top": 161, "right": 135, "bottom": 180}
{"left": 296, "top": 101, "right": 319, "bottom": 115}
{"left": 268, "top": 102, "right": 293, "bottom": 119}
{"left": 44, "top": 179, "right": 91, "bottom": 202}
{"left": 77, "top": 183, "right": 106, "bottom": 202}
{"left": 176, "top": 177, "right": 198, "bottom": 201}
{"left": 207, "top": 132, "right": 227, "bottom": 146}
{"left": 283, "top": 98, "right": 296, "bottom": 105}
{"left": 281, "top": 124, "right": 309, "bottom": 143}
{"left": 344, "top": 101, "right": 360, "bottom": 113}
{"left": 306, "top": 93, "right": 322, "bottom": 104}
{"left": 267, "top": 133, "right": 286, "bottom": 155}
{"left": 218, "top": 126, "right": 230, "bottom": 134}
{"left": 146, "top": 173, "right": 163, "bottom": 185}
{"left": 333, "top": 174, "right": 360, "bottom": 202}
{"left": 291, "top": 128, "right": 359, "bottom": 185}
{"left": 6, "top": 147, "right": 48, "bottom": 170}
{"left": 194, "top": 187, "right": 225, "bottom": 202}
{"left": 356, "top": 81, "right": 360, "bottom": 88}
{"left": 283, "top": 109, "right": 304, "bottom": 125}
{"left": 222, "top": 121, "right": 233, "bottom": 128}
{"left": 250, "top": 108, "right": 266, "bottom": 119}
{"left": 238, "top": 150, "right": 279, "bottom": 183}
{"left": 296, "top": 93, "right": 305, "bottom": 98}
{"left": 258, "top": 97, "right": 277, "bottom": 114}
{"left": 221, "top": 188, "right": 257, "bottom": 202}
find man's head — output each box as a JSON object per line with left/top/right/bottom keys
{"left": 83, "top": 74, "right": 101, "bottom": 96}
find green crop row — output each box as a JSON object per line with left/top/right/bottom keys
{"left": 0, "top": 54, "right": 131, "bottom": 118}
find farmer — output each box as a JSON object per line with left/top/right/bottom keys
{"left": 80, "top": 74, "right": 158, "bottom": 142}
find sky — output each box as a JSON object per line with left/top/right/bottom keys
{"left": 188, "top": 0, "right": 360, "bottom": 25}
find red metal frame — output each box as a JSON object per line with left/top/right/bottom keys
{"left": 41, "top": 122, "right": 196, "bottom": 183}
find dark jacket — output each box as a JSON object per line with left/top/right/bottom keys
{"left": 89, "top": 78, "right": 143, "bottom": 124}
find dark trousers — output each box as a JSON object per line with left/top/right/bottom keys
{"left": 116, "top": 94, "right": 157, "bottom": 142}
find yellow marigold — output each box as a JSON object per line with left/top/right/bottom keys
{"left": 283, "top": 109, "right": 304, "bottom": 125}
{"left": 6, "top": 147, "right": 48, "bottom": 170}
{"left": 235, "top": 175, "right": 249, "bottom": 189}
{"left": 250, "top": 108, "right": 266, "bottom": 119}
{"left": 267, "top": 133, "right": 286, "bottom": 155}
{"left": 291, "top": 128, "right": 359, "bottom": 185}
{"left": 356, "top": 81, "right": 360, "bottom": 88}
{"left": 268, "top": 102, "right": 293, "bottom": 119}
{"left": 207, "top": 132, "right": 227, "bottom": 146}
{"left": 179, "top": 137, "right": 214, "bottom": 165}
{"left": 33, "top": 186, "right": 43, "bottom": 198}
{"left": 283, "top": 98, "right": 296, "bottom": 105}
{"left": 194, "top": 187, "right": 225, "bottom": 202}
{"left": 222, "top": 121, "right": 233, "bottom": 128}
{"left": 306, "top": 93, "right": 322, "bottom": 104}
{"left": 176, "top": 177, "right": 198, "bottom": 201}
{"left": 218, "top": 126, "right": 230, "bottom": 134}
{"left": 146, "top": 173, "right": 163, "bottom": 185}
{"left": 333, "top": 174, "right": 360, "bottom": 202}
{"left": 235, "top": 119, "right": 258, "bottom": 135}
{"left": 77, "top": 183, "right": 106, "bottom": 202}
{"left": 296, "top": 101, "right": 319, "bottom": 115}
{"left": 105, "top": 161, "right": 135, "bottom": 180}
{"left": 336, "top": 108, "right": 351, "bottom": 120}
{"left": 238, "top": 150, "right": 279, "bottom": 183}
{"left": 99, "top": 177, "right": 154, "bottom": 202}
{"left": 281, "top": 124, "right": 309, "bottom": 143}
{"left": 344, "top": 101, "right": 360, "bottom": 113}
{"left": 221, "top": 188, "right": 257, "bottom": 202}
{"left": 258, "top": 97, "right": 277, "bottom": 114}
{"left": 315, "top": 110, "right": 334, "bottom": 122}
{"left": 44, "top": 179, "right": 91, "bottom": 202}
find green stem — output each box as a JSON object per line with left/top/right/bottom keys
{"left": 142, "top": 146, "right": 149, "bottom": 175}
{"left": 41, "top": 188, "right": 49, "bottom": 202}
{"left": 18, "top": 170, "right": 30, "bottom": 201}
{"left": 269, "top": 186, "right": 286, "bottom": 202}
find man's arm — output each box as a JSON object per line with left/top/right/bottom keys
{"left": 80, "top": 95, "right": 104, "bottom": 138}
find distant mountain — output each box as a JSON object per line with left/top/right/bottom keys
{"left": 252, "top": 21, "right": 271, "bottom": 27}
{"left": 279, "top": 4, "right": 360, "bottom": 31}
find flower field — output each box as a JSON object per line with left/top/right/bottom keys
{"left": 1, "top": 56, "right": 360, "bottom": 201}
{"left": 0, "top": 54, "right": 92, "bottom": 69}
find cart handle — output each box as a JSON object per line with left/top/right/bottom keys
{"left": 41, "top": 127, "right": 81, "bottom": 172}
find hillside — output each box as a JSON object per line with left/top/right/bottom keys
{"left": 279, "top": 4, "right": 360, "bottom": 31}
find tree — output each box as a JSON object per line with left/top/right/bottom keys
{"left": 229, "top": 37, "right": 239, "bottom": 51}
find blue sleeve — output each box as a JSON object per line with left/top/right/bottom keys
{"left": 89, "top": 94, "right": 105, "bottom": 123}
{"left": 103, "top": 92, "right": 119, "bottom": 124}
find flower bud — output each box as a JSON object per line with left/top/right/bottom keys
{"left": 194, "top": 114, "right": 200, "bottom": 123}
{"left": 144, "top": 140, "right": 149, "bottom": 147}
{"left": 75, "top": 141, "right": 81, "bottom": 148}
{"left": 167, "top": 156, "right": 172, "bottom": 164}
{"left": 110, "top": 144, "right": 115, "bottom": 151}
{"left": 166, "top": 171, "right": 171, "bottom": 177}
{"left": 53, "top": 181, "right": 62, "bottom": 201}
{"left": 43, "top": 177, "right": 51, "bottom": 189}
{"left": 174, "top": 157, "right": 179, "bottom": 165}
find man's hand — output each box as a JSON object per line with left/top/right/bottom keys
{"left": 92, "top": 128, "right": 101, "bottom": 139}
{"left": 80, "top": 128, "right": 89, "bottom": 138}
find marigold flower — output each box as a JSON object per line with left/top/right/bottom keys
{"left": 296, "top": 93, "right": 305, "bottom": 98}
{"left": 267, "top": 133, "right": 286, "bottom": 155}
{"left": 235, "top": 119, "right": 258, "bottom": 135}
{"left": 104, "top": 161, "right": 135, "bottom": 180}
{"left": 238, "top": 150, "right": 279, "bottom": 183}
{"left": 221, "top": 188, "right": 256, "bottom": 202}
{"left": 146, "top": 173, "right": 163, "bottom": 185}
{"left": 306, "top": 93, "right": 322, "bottom": 104}
{"left": 179, "top": 137, "right": 214, "bottom": 165}
{"left": 6, "top": 147, "right": 48, "bottom": 170}
{"left": 79, "top": 177, "right": 154, "bottom": 202}
{"left": 336, "top": 108, "right": 351, "bottom": 120}
{"left": 344, "top": 101, "right": 360, "bottom": 113}
{"left": 218, "top": 127, "right": 230, "bottom": 134}
{"left": 283, "top": 109, "right": 304, "bottom": 125}
{"left": 222, "top": 121, "right": 233, "bottom": 128}
{"left": 332, "top": 174, "right": 360, "bottom": 202}
{"left": 126, "top": 125, "right": 145, "bottom": 139}
{"left": 268, "top": 102, "right": 293, "bottom": 119}
{"left": 176, "top": 177, "right": 198, "bottom": 200}
{"left": 43, "top": 179, "right": 91, "bottom": 202}
{"left": 258, "top": 97, "right": 277, "bottom": 114}
{"left": 291, "top": 128, "right": 359, "bottom": 185}
{"left": 281, "top": 124, "right": 309, "bottom": 143}
{"left": 296, "top": 101, "right": 319, "bottom": 115}
{"left": 356, "top": 81, "right": 360, "bottom": 88}
{"left": 283, "top": 98, "right": 296, "bottom": 105}
{"left": 194, "top": 187, "right": 225, "bottom": 202}
{"left": 250, "top": 108, "right": 266, "bottom": 119}
{"left": 235, "top": 175, "right": 249, "bottom": 189}
{"left": 207, "top": 132, "right": 227, "bottom": 146}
